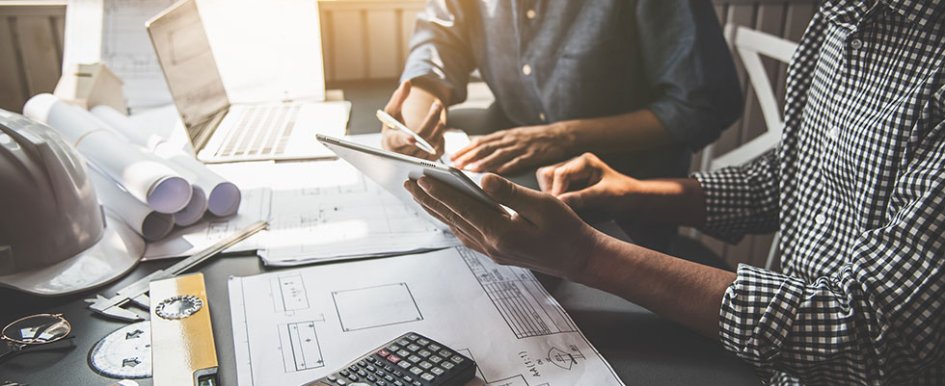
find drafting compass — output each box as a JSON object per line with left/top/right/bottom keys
{"left": 88, "top": 322, "right": 152, "bottom": 379}
{"left": 86, "top": 221, "right": 268, "bottom": 321}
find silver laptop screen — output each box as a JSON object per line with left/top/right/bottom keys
{"left": 146, "top": 0, "right": 228, "bottom": 141}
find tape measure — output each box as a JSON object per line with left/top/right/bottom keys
{"left": 88, "top": 321, "right": 152, "bottom": 379}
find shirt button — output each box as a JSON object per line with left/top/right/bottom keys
{"left": 526, "top": 9, "right": 536, "bottom": 19}
{"left": 850, "top": 39, "right": 864, "bottom": 50}
{"left": 815, "top": 213, "right": 827, "bottom": 225}
{"left": 538, "top": 112, "right": 546, "bottom": 121}
{"left": 522, "top": 64, "right": 532, "bottom": 75}
{"left": 829, "top": 126, "right": 840, "bottom": 139}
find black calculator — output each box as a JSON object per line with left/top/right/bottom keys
{"left": 303, "top": 332, "right": 477, "bottom": 386}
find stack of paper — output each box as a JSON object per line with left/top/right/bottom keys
{"left": 229, "top": 247, "right": 625, "bottom": 386}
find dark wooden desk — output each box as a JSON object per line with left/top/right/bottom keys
{"left": 0, "top": 80, "right": 758, "bottom": 386}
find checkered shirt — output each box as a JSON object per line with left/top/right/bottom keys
{"left": 692, "top": 0, "right": 945, "bottom": 384}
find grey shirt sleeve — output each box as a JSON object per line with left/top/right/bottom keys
{"left": 400, "top": 0, "right": 477, "bottom": 105}
{"left": 636, "top": 0, "right": 743, "bottom": 151}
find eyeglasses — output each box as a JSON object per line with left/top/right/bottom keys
{"left": 0, "top": 313, "right": 74, "bottom": 362}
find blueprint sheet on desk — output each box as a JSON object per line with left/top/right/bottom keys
{"left": 229, "top": 247, "right": 625, "bottom": 386}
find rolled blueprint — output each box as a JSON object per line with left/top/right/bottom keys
{"left": 24, "top": 94, "right": 192, "bottom": 213}
{"left": 91, "top": 105, "right": 242, "bottom": 217}
{"left": 89, "top": 168, "right": 175, "bottom": 241}
{"left": 174, "top": 186, "right": 208, "bottom": 227}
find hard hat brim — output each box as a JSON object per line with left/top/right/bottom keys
{"left": 0, "top": 210, "right": 145, "bottom": 296}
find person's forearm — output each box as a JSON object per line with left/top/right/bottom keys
{"left": 579, "top": 233, "right": 736, "bottom": 338}
{"left": 560, "top": 109, "right": 674, "bottom": 155}
{"left": 628, "top": 178, "right": 707, "bottom": 227}
{"left": 401, "top": 86, "right": 445, "bottom": 129}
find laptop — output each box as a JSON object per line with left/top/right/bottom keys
{"left": 146, "top": 0, "right": 348, "bottom": 163}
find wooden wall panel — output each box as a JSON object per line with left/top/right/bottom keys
{"left": 366, "top": 10, "right": 399, "bottom": 79}
{"left": 0, "top": 3, "right": 65, "bottom": 113}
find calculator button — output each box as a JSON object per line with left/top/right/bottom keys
{"left": 336, "top": 380, "right": 347, "bottom": 386}
{"left": 347, "top": 374, "right": 358, "bottom": 381}
{"left": 403, "top": 376, "right": 414, "bottom": 383}
{"left": 407, "top": 344, "right": 421, "bottom": 351}
{"left": 377, "top": 382, "right": 387, "bottom": 386}
{"left": 438, "top": 349, "right": 452, "bottom": 357}
{"left": 377, "top": 349, "right": 390, "bottom": 357}
{"left": 384, "top": 364, "right": 394, "bottom": 371}
{"left": 418, "top": 361, "right": 432, "bottom": 369}
{"left": 412, "top": 382, "right": 422, "bottom": 386}
{"left": 429, "top": 355, "right": 442, "bottom": 364}
{"left": 367, "top": 375, "right": 377, "bottom": 382}
{"left": 366, "top": 365, "right": 376, "bottom": 372}
{"left": 397, "top": 349, "right": 410, "bottom": 357}
{"left": 417, "top": 338, "right": 430, "bottom": 345}
{"left": 450, "top": 355, "right": 464, "bottom": 364}
{"left": 389, "top": 344, "right": 401, "bottom": 351}
{"left": 356, "top": 370, "right": 367, "bottom": 377}
{"left": 387, "top": 354, "right": 401, "bottom": 364}
{"left": 397, "top": 361, "right": 411, "bottom": 369}
{"left": 431, "top": 367, "right": 445, "bottom": 376}
{"left": 442, "top": 362, "right": 455, "bottom": 370}
{"left": 408, "top": 355, "right": 422, "bottom": 363}
{"left": 394, "top": 382, "right": 404, "bottom": 386}
{"left": 397, "top": 339, "right": 410, "bottom": 346}
{"left": 409, "top": 367, "right": 424, "bottom": 375}
{"left": 340, "top": 370, "right": 350, "bottom": 376}
{"left": 406, "top": 334, "right": 419, "bottom": 340}
{"left": 428, "top": 343, "right": 441, "bottom": 351}
{"left": 327, "top": 375, "right": 339, "bottom": 381}
{"left": 418, "top": 349, "right": 431, "bottom": 358}
{"left": 384, "top": 375, "right": 395, "bottom": 382}
{"left": 421, "top": 373, "right": 435, "bottom": 381}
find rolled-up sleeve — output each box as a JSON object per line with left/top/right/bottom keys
{"left": 692, "top": 149, "right": 780, "bottom": 243}
{"left": 718, "top": 120, "right": 945, "bottom": 384}
{"left": 400, "top": 0, "right": 477, "bottom": 105}
{"left": 636, "top": 0, "right": 743, "bottom": 151}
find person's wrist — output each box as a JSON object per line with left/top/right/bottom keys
{"left": 551, "top": 120, "right": 581, "bottom": 155}
{"left": 571, "top": 229, "right": 617, "bottom": 285}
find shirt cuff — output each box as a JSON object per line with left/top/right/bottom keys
{"left": 400, "top": 68, "right": 464, "bottom": 105}
{"left": 692, "top": 168, "right": 755, "bottom": 243}
{"left": 719, "top": 264, "right": 807, "bottom": 370}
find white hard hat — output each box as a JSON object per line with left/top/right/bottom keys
{"left": 0, "top": 109, "right": 144, "bottom": 296}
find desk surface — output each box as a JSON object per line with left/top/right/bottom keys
{"left": 0, "top": 80, "right": 759, "bottom": 386}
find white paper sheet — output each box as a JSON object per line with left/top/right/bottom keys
{"left": 89, "top": 168, "right": 175, "bottom": 241}
{"left": 23, "top": 94, "right": 193, "bottom": 214}
{"left": 64, "top": 0, "right": 177, "bottom": 110}
{"left": 143, "top": 188, "right": 270, "bottom": 260}
{"left": 207, "top": 160, "right": 459, "bottom": 266}
{"left": 229, "top": 247, "right": 625, "bottom": 386}
{"left": 91, "top": 105, "right": 242, "bottom": 216}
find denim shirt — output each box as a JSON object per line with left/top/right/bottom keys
{"left": 401, "top": 0, "right": 743, "bottom": 177}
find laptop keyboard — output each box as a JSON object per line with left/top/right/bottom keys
{"left": 216, "top": 105, "right": 300, "bottom": 157}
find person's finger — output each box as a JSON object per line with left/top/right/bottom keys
{"left": 453, "top": 139, "right": 508, "bottom": 169}
{"left": 383, "top": 81, "right": 411, "bottom": 116}
{"left": 415, "top": 176, "right": 507, "bottom": 233}
{"left": 480, "top": 173, "right": 548, "bottom": 221}
{"left": 536, "top": 160, "right": 569, "bottom": 192}
{"left": 468, "top": 148, "right": 521, "bottom": 172}
{"left": 451, "top": 131, "right": 501, "bottom": 162}
{"left": 551, "top": 156, "right": 597, "bottom": 196}
{"left": 495, "top": 154, "right": 532, "bottom": 175}
{"left": 557, "top": 184, "right": 608, "bottom": 211}
{"left": 415, "top": 102, "right": 444, "bottom": 138}
{"left": 405, "top": 179, "right": 483, "bottom": 238}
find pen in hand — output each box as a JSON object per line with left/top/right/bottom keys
{"left": 376, "top": 109, "right": 437, "bottom": 155}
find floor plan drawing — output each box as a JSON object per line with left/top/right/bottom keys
{"left": 332, "top": 283, "right": 423, "bottom": 331}
{"left": 229, "top": 247, "right": 625, "bottom": 386}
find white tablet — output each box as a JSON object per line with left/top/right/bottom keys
{"left": 316, "top": 134, "right": 505, "bottom": 217}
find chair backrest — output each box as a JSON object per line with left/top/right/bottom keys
{"left": 701, "top": 24, "right": 799, "bottom": 172}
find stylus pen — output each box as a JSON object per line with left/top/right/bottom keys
{"left": 376, "top": 110, "right": 437, "bottom": 155}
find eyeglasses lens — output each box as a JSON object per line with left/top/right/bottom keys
{"left": 3, "top": 315, "right": 71, "bottom": 345}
